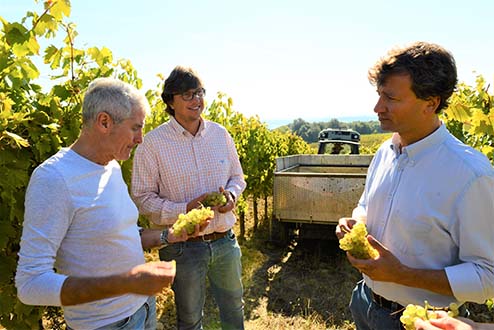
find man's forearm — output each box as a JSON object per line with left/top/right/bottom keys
{"left": 399, "top": 267, "right": 453, "bottom": 296}
{"left": 60, "top": 261, "right": 176, "bottom": 306}
{"left": 140, "top": 229, "right": 162, "bottom": 250}
{"left": 60, "top": 274, "right": 133, "bottom": 306}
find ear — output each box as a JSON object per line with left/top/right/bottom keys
{"left": 95, "top": 112, "right": 113, "bottom": 132}
{"left": 425, "top": 96, "right": 441, "bottom": 114}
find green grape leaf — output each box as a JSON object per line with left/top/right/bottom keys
{"left": 3, "top": 22, "right": 30, "bottom": 45}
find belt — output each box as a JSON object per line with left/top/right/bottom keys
{"left": 368, "top": 285, "right": 468, "bottom": 317}
{"left": 186, "top": 231, "right": 229, "bottom": 242}
{"left": 370, "top": 290, "right": 404, "bottom": 313}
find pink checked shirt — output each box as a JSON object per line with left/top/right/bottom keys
{"left": 131, "top": 116, "right": 246, "bottom": 234}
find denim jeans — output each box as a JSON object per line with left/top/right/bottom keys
{"left": 66, "top": 296, "right": 156, "bottom": 330}
{"left": 159, "top": 229, "right": 244, "bottom": 330}
{"left": 349, "top": 280, "right": 403, "bottom": 330}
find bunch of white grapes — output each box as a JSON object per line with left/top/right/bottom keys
{"left": 202, "top": 192, "right": 227, "bottom": 207}
{"left": 400, "top": 301, "right": 459, "bottom": 330}
{"left": 339, "top": 222, "right": 379, "bottom": 259}
{"left": 172, "top": 207, "right": 214, "bottom": 235}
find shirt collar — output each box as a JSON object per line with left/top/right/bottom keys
{"left": 390, "top": 123, "right": 448, "bottom": 161}
{"left": 169, "top": 116, "right": 206, "bottom": 137}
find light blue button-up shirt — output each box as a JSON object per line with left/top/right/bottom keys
{"left": 354, "top": 124, "right": 494, "bottom": 307}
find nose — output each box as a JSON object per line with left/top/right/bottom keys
{"left": 134, "top": 130, "right": 143, "bottom": 144}
{"left": 374, "top": 95, "right": 385, "bottom": 114}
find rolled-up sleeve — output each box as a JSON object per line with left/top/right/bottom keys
{"left": 446, "top": 175, "right": 494, "bottom": 303}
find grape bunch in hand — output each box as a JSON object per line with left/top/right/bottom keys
{"left": 339, "top": 222, "right": 379, "bottom": 259}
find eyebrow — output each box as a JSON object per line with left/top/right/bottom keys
{"left": 377, "top": 88, "right": 397, "bottom": 98}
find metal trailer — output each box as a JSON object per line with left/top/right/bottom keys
{"left": 270, "top": 154, "right": 373, "bottom": 243}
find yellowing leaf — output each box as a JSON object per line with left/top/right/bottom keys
{"left": 88, "top": 46, "right": 113, "bottom": 67}
{"left": 49, "top": 0, "right": 71, "bottom": 20}
{"left": 20, "top": 60, "right": 40, "bottom": 79}
{"left": 1, "top": 131, "right": 30, "bottom": 148}
{"left": 34, "top": 13, "right": 58, "bottom": 37}
{"left": 11, "top": 34, "right": 39, "bottom": 57}
{"left": 0, "top": 95, "right": 14, "bottom": 113}
{"left": 469, "top": 109, "right": 494, "bottom": 136}
{"left": 445, "top": 101, "right": 471, "bottom": 123}
{"left": 481, "top": 145, "right": 494, "bottom": 157}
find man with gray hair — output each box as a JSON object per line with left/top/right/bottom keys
{"left": 16, "top": 78, "right": 208, "bottom": 330}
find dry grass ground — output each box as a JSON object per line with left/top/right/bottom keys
{"left": 153, "top": 197, "right": 360, "bottom": 330}
{"left": 172, "top": 197, "right": 494, "bottom": 330}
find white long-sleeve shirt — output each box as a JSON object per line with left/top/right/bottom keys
{"left": 15, "top": 148, "right": 146, "bottom": 330}
{"left": 131, "top": 117, "right": 246, "bottom": 232}
{"left": 355, "top": 124, "right": 494, "bottom": 307}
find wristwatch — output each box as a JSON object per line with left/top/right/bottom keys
{"left": 160, "top": 229, "right": 169, "bottom": 248}
{"left": 227, "top": 190, "right": 236, "bottom": 203}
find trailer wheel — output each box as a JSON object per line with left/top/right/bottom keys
{"left": 269, "top": 217, "right": 290, "bottom": 245}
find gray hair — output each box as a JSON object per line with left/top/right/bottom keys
{"left": 82, "top": 78, "right": 150, "bottom": 125}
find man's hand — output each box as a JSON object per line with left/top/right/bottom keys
{"left": 414, "top": 311, "right": 476, "bottom": 330}
{"left": 140, "top": 216, "right": 211, "bottom": 249}
{"left": 335, "top": 217, "right": 358, "bottom": 239}
{"left": 186, "top": 193, "right": 209, "bottom": 212}
{"left": 168, "top": 219, "right": 211, "bottom": 243}
{"left": 347, "top": 235, "right": 407, "bottom": 282}
{"left": 126, "top": 261, "right": 176, "bottom": 295}
{"left": 61, "top": 261, "right": 176, "bottom": 305}
{"left": 216, "top": 186, "right": 235, "bottom": 214}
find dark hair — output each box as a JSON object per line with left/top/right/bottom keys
{"left": 368, "top": 41, "right": 457, "bottom": 113}
{"left": 161, "top": 66, "right": 203, "bottom": 116}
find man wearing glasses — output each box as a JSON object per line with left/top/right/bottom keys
{"left": 131, "top": 66, "right": 246, "bottom": 330}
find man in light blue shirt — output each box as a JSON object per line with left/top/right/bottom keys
{"left": 336, "top": 41, "right": 494, "bottom": 330}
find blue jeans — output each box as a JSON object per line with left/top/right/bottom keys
{"left": 159, "top": 230, "right": 244, "bottom": 330}
{"left": 349, "top": 280, "right": 403, "bottom": 330}
{"left": 67, "top": 296, "right": 156, "bottom": 330}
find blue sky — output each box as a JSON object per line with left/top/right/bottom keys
{"left": 2, "top": 0, "right": 494, "bottom": 125}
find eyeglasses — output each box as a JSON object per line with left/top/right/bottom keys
{"left": 176, "top": 88, "right": 206, "bottom": 101}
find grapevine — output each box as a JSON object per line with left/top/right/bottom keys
{"left": 339, "top": 222, "right": 379, "bottom": 259}
{"left": 172, "top": 207, "right": 214, "bottom": 235}
{"left": 400, "top": 301, "right": 459, "bottom": 330}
